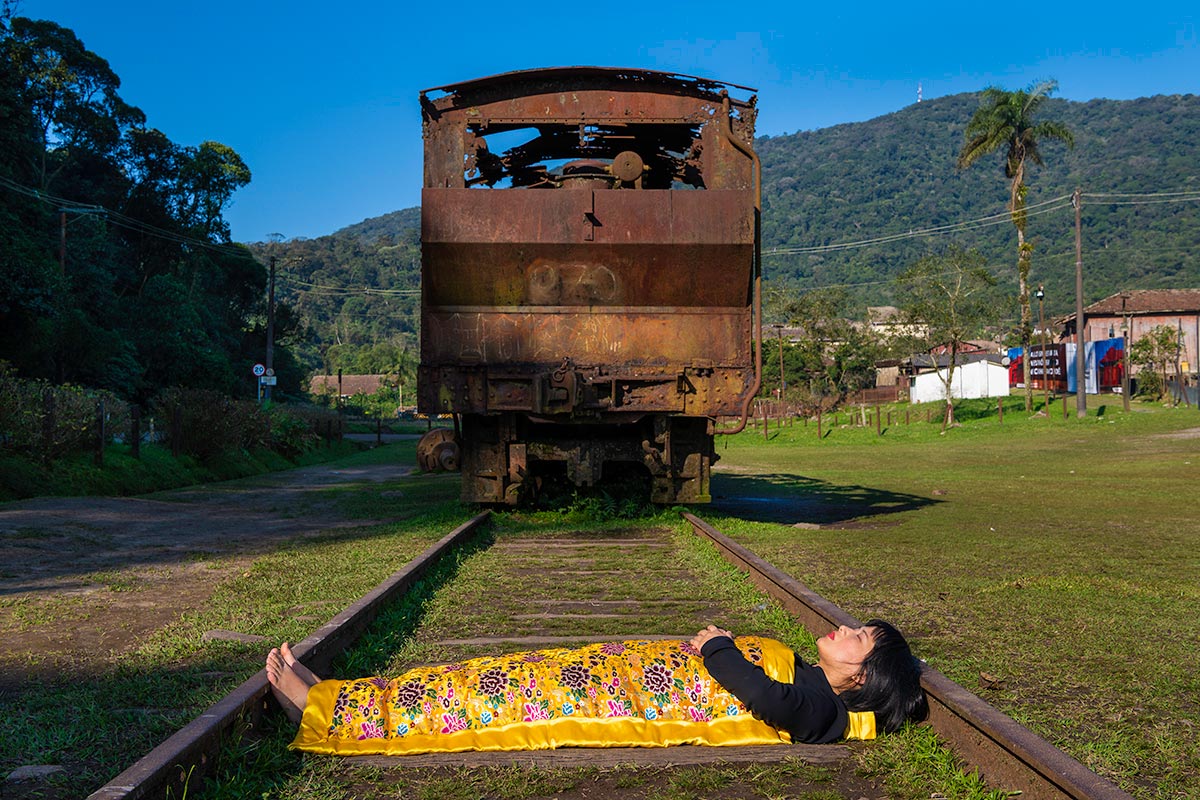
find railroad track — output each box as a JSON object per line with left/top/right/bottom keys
{"left": 89, "top": 511, "right": 1132, "bottom": 800}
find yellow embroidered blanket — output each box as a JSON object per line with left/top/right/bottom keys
{"left": 291, "top": 636, "right": 800, "bottom": 755}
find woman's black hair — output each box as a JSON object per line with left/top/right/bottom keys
{"left": 837, "top": 619, "right": 928, "bottom": 733}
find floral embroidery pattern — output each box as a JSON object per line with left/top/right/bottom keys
{"left": 323, "top": 638, "right": 773, "bottom": 745}
{"left": 394, "top": 680, "right": 425, "bottom": 709}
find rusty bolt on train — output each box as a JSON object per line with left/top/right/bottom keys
{"left": 416, "top": 67, "right": 763, "bottom": 505}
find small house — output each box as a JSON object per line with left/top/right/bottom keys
{"left": 908, "top": 354, "right": 1010, "bottom": 404}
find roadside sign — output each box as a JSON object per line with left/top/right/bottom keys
{"left": 265, "top": 368, "right": 275, "bottom": 377}
{"left": 252, "top": 363, "right": 266, "bottom": 377}
{"left": 259, "top": 376, "right": 277, "bottom": 386}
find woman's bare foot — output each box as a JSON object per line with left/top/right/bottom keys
{"left": 280, "top": 642, "right": 321, "bottom": 687}
{"left": 266, "top": 647, "right": 313, "bottom": 724}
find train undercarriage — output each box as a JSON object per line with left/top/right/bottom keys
{"left": 452, "top": 412, "right": 716, "bottom": 505}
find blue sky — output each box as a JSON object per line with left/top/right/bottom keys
{"left": 20, "top": 1, "right": 1200, "bottom": 243}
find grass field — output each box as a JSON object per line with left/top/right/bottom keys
{"left": 3, "top": 399, "right": 1195, "bottom": 799}
{"left": 707, "top": 399, "right": 1200, "bottom": 799}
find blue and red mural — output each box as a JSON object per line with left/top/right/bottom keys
{"left": 1008, "top": 338, "right": 1125, "bottom": 394}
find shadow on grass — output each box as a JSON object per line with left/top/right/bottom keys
{"left": 0, "top": 451, "right": 443, "bottom": 599}
{"left": 707, "top": 472, "right": 937, "bottom": 526}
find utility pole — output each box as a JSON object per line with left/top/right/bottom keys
{"left": 1073, "top": 188, "right": 1086, "bottom": 418}
{"left": 777, "top": 324, "right": 785, "bottom": 416}
{"left": 265, "top": 255, "right": 276, "bottom": 402}
{"left": 1120, "top": 292, "right": 1131, "bottom": 413}
{"left": 1178, "top": 319, "right": 1190, "bottom": 407}
{"left": 1036, "top": 285, "right": 1048, "bottom": 416}
{"left": 57, "top": 205, "right": 105, "bottom": 275}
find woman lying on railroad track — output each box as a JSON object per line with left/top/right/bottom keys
{"left": 265, "top": 621, "right": 927, "bottom": 755}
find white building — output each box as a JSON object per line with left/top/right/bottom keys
{"left": 910, "top": 357, "right": 1010, "bottom": 404}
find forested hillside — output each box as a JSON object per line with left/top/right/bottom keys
{"left": 759, "top": 92, "right": 1200, "bottom": 317}
{"left": 246, "top": 209, "right": 421, "bottom": 383}
{"left": 256, "top": 92, "right": 1199, "bottom": 381}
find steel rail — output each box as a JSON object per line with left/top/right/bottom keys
{"left": 87, "top": 510, "right": 492, "bottom": 800}
{"left": 682, "top": 511, "right": 1133, "bottom": 800}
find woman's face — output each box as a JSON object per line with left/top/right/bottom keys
{"left": 817, "top": 625, "right": 877, "bottom": 689}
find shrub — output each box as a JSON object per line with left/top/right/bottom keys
{"left": 267, "top": 406, "right": 321, "bottom": 459}
{"left": 0, "top": 361, "right": 129, "bottom": 457}
{"left": 150, "top": 388, "right": 270, "bottom": 460}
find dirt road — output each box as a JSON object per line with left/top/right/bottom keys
{"left": 0, "top": 461, "right": 411, "bottom": 685}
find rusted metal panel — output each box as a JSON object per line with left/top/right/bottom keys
{"left": 421, "top": 189, "right": 753, "bottom": 309}
{"left": 422, "top": 309, "right": 748, "bottom": 366}
{"left": 419, "top": 67, "right": 759, "bottom": 503}
{"left": 422, "top": 243, "right": 752, "bottom": 308}
{"left": 419, "top": 364, "right": 753, "bottom": 418}
{"left": 423, "top": 189, "right": 753, "bottom": 244}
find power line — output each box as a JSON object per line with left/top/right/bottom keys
{"left": 762, "top": 189, "right": 1200, "bottom": 258}
{"left": 1083, "top": 190, "right": 1200, "bottom": 199}
{"left": 280, "top": 276, "right": 420, "bottom": 295}
{"left": 0, "top": 174, "right": 253, "bottom": 259}
{"left": 764, "top": 195, "right": 1075, "bottom": 256}
{"left": 1079, "top": 196, "right": 1200, "bottom": 207}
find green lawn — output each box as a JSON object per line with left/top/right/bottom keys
{"left": 707, "top": 399, "right": 1200, "bottom": 799}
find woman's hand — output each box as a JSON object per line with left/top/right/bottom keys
{"left": 690, "top": 624, "right": 734, "bottom": 652}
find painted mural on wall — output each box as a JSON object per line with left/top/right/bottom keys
{"left": 1008, "top": 338, "right": 1125, "bottom": 395}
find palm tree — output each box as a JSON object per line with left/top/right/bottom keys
{"left": 957, "top": 80, "right": 1073, "bottom": 411}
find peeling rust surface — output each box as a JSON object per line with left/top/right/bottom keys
{"left": 418, "top": 67, "right": 758, "bottom": 504}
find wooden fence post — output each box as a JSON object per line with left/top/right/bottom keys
{"left": 42, "top": 390, "right": 56, "bottom": 463}
{"left": 998, "top": 398, "right": 1004, "bottom": 424}
{"left": 171, "top": 407, "right": 182, "bottom": 458}
{"left": 131, "top": 406, "right": 141, "bottom": 459}
{"left": 817, "top": 408, "right": 822, "bottom": 439}
{"left": 94, "top": 399, "right": 105, "bottom": 466}
{"left": 875, "top": 404, "right": 882, "bottom": 435}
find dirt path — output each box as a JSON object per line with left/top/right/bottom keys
{"left": 0, "top": 461, "right": 412, "bottom": 684}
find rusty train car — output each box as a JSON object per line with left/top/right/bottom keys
{"left": 416, "top": 67, "right": 762, "bottom": 505}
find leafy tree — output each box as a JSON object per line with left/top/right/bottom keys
{"left": 1130, "top": 324, "right": 1183, "bottom": 402}
{"left": 4, "top": 17, "right": 144, "bottom": 191}
{"left": 245, "top": 220, "right": 421, "bottom": 382}
{"left": 895, "top": 248, "right": 1003, "bottom": 428}
{"left": 956, "top": 81, "right": 1074, "bottom": 411}
{"left": 768, "top": 286, "right": 880, "bottom": 411}
{"left": 176, "top": 141, "right": 251, "bottom": 240}
{"left": 0, "top": 15, "right": 273, "bottom": 402}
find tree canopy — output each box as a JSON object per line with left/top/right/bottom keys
{"left": 895, "top": 247, "right": 1004, "bottom": 426}
{"left": 0, "top": 15, "right": 281, "bottom": 402}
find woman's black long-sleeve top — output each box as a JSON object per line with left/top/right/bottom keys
{"left": 700, "top": 635, "right": 847, "bottom": 744}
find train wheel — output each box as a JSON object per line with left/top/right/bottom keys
{"left": 416, "top": 428, "right": 460, "bottom": 472}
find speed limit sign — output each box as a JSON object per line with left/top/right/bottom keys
{"left": 252, "top": 363, "right": 266, "bottom": 377}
